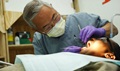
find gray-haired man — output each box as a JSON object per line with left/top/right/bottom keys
{"left": 23, "top": 0, "right": 118, "bottom": 54}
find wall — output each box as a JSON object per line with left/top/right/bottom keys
{"left": 5, "top": 0, "right": 31, "bottom": 12}
{"left": 5, "top": 0, "right": 75, "bottom": 15}
{"left": 79, "top": 0, "right": 120, "bottom": 45}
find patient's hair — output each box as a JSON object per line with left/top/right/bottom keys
{"left": 23, "top": 0, "right": 51, "bottom": 29}
{"left": 109, "top": 39, "right": 120, "bottom": 60}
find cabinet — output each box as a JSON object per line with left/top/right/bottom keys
{"left": 0, "top": 32, "right": 8, "bottom": 62}
{"left": 8, "top": 15, "right": 35, "bottom": 63}
{"left": 0, "top": 0, "right": 79, "bottom": 63}
{"left": 9, "top": 44, "right": 34, "bottom": 63}
{"left": 0, "top": 0, "right": 9, "bottom": 62}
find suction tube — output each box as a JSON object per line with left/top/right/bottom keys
{"left": 110, "top": 14, "right": 120, "bottom": 38}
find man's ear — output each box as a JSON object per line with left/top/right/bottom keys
{"left": 104, "top": 53, "right": 116, "bottom": 60}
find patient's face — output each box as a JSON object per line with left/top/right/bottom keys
{"left": 80, "top": 38, "right": 111, "bottom": 57}
{"left": 32, "top": 5, "right": 60, "bottom": 34}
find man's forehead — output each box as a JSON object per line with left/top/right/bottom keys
{"left": 34, "top": 5, "right": 52, "bottom": 20}
{"left": 36, "top": 6, "right": 48, "bottom": 18}
{"left": 32, "top": 6, "right": 49, "bottom": 23}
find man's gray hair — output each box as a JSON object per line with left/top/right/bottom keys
{"left": 23, "top": 0, "right": 52, "bottom": 29}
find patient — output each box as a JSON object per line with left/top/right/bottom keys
{"left": 1, "top": 37, "right": 120, "bottom": 71}
{"left": 64, "top": 37, "right": 120, "bottom": 60}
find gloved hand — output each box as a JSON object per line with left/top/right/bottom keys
{"left": 79, "top": 25, "right": 106, "bottom": 43}
{"left": 63, "top": 46, "right": 81, "bottom": 53}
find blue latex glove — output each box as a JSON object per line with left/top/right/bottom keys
{"left": 63, "top": 46, "right": 81, "bottom": 53}
{"left": 80, "top": 26, "right": 106, "bottom": 43}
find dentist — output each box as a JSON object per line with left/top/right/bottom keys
{"left": 23, "top": 0, "right": 118, "bottom": 54}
